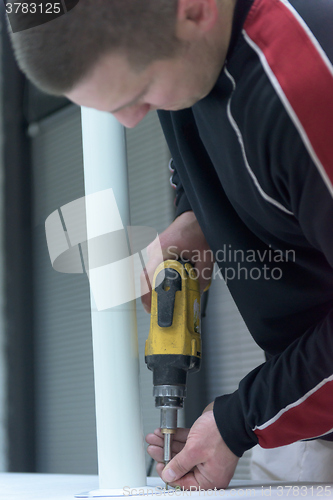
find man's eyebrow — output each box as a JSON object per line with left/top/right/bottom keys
{"left": 109, "top": 87, "right": 148, "bottom": 114}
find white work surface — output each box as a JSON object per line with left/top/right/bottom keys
{"left": 1, "top": 474, "right": 333, "bottom": 499}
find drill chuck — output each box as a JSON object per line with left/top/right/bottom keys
{"left": 154, "top": 385, "right": 186, "bottom": 466}
{"left": 154, "top": 384, "right": 186, "bottom": 429}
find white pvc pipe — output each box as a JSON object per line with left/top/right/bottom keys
{"left": 81, "top": 107, "right": 146, "bottom": 490}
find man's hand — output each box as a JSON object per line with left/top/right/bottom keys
{"left": 141, "top": 211, "right": 214, "bottom": 312}
{"left": 146, "top": 405, "right": 239, "bottom": 490}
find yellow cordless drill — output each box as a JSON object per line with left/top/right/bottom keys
{"left": 145, "top": 260, "right": 202, "bottom": 469}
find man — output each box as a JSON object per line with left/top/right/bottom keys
{"left": 8, "top": 0, "right": 333, "bottom": 489}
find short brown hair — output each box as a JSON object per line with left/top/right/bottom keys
{"left": 9, "top": 0, "right": 179, "bottom": 95}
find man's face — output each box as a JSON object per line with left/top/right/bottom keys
{"left": 66, "top": 48, "right": 222, "bottom": 128}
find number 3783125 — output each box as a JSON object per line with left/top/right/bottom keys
{"left": 6, "top": 2, "right": 62, "bottom": 14}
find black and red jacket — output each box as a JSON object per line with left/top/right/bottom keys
{"left": 158, "top": 0, "right": 333, "bottom": 457}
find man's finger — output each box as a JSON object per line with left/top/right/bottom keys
{"left": 146, "top": 429, "right": 190, "bottom": 453}
{"left": 146, "top": 440, "right": 186, "bottom": 456}
{"left": 147, "top": 440, "right": 185, "bottom": 463}
{"left": 145, "top": 432, "right": 164, "bottom": 448}
{"left": 161, "top": 444, "right": 200, "bottom": 484}
{"left": 148, "top": 427, "right": 188, "bottom": 439}
{"left": 156, "top": 463, "right": 200, "bottom": 490}
{"left": 147, "top": 445, "right": 166, "bottom": 463}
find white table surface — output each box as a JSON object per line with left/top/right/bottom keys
{"left": 0, "top": 474, "right": 332, "bottom": 499}
{"left": 0, "top": 473, "right": 99, "bottom": 499}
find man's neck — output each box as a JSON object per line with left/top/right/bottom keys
{"left": 215, "top": 0, "right": 238, "bottom": 62}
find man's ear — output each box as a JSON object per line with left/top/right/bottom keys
{"left": 176, "top": 0, "right": 219, "bottom": 41}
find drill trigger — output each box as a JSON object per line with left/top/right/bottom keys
{"left": 155, "top": 268, "right": 182, "bottom": 328}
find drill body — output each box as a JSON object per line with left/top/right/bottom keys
{"left": 145, "top": 260, "right": 201, "bottom": 465}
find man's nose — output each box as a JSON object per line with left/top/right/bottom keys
{"left": 113, "top": 103, "right": 151, "bottom": 128}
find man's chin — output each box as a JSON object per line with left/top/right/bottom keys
{"left": 163, "top": 97, "right": 201, "bottom": 112}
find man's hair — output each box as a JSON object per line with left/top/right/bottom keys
{"left": 9, "top": 0, "right": 179, "bottom": 95}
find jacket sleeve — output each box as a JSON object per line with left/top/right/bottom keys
{"left": 158, "top": 109, "right": 193, "bottom": 218}
{"left": 214, "top": 308, "right": 333, "bottom": 457}
{"left": 169, "top": 158, "right": 193, "bottom": 218}
{"left": 213, "top": 97, "right": 333, "bottom": 458}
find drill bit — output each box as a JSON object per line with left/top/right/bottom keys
{"left": 164, "top": 432, "right": 172, "bottom": 489}
{"left": 163, "top": 432, "right": 172, "bottom": 490}
{"left": 164, "top": 432, "right": 172, "bottom": 465}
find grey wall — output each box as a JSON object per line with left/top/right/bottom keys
{"left": 0, "top": 16, "right": 8, "bottom": 472}
{"left": 31, "top": 106, "right": 97, "bottom": 474}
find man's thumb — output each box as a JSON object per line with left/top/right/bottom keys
{"left": 161, "top": 446, "right": 198, "bottom": 484}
